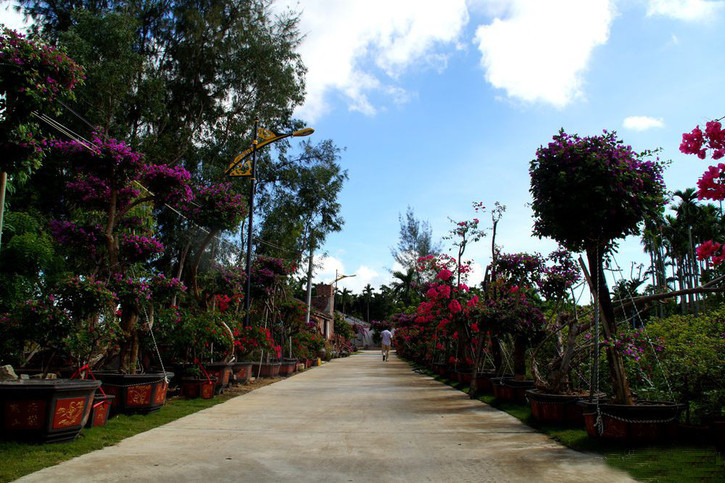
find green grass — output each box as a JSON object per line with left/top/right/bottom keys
{"left": 419, "top": 364, "right": 725, "bottom": 482}
{"left": 0, "top": 382, "right": 274, "bottom": 482}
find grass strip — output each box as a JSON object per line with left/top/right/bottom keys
{"left": 0, "top": 378, "right": 280, "bottom": 482}
{"left": 416, "top": 363, "right": 725, "bottom": 483}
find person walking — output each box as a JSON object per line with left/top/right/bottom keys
{"left": 381, "top": 328, "right": 393, "bottom": 361}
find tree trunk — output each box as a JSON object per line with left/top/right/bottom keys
{"left": 585, "top": 247, "right": 634, "bottom": 405}
{"left": 190, "top": 229, "right": 218, "bottom": 301}
{"left": 119, "top": 302, "right": 140, "bottom": 373}
{"left": 513, "top": 335, "right": 527, "bottom": 380}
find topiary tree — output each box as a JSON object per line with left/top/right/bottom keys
{"left": 530, "top": 129, "right": 666, "bottom": 404}
{"left": 51, "top": 131, "right": 192, "bottom": 373}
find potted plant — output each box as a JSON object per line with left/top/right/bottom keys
{"left": 179, "top": 365, "right": 216, "bottom": 399}
{"left": 530, "top": 129, "right": 684, "bottom": 441}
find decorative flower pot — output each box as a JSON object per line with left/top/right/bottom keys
{"left": 253, "top": 362, "right": 281, "bottom": 378}
{"left": 526, "top": 389, "right": 586, "bottom": 424}
{"left": 85, "top": 393, "right": 115, "bottom": 428}
{"left": 492, "top": 377, "right": 534, "bottom": 404}
{"left": 277, "top": 359, "right": 297, "bottom": 376}
{"left": 205, "top": 363, "right": 233, "bottom": 394}
{"left": 95, "top": 372, "right": 173, "bottom": 415}
{"left": 181, "top": 377, "right": 217, "bottom": 399}
{"left": 231, "top": 362, "right": 253, "bottom": 385}
{"left": 0, "top": 379, "right": 100, "bottom": 443}
{"left": 578, "top": 400, "right": 685, "bottom": 442}
{"left": 473, "top": 371, "right": 496, "bottom": 392}
{"left": 455, "top": 371, "right": 474, "bottom": 384}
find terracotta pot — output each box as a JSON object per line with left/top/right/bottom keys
{"left": 231, "top": 362, "right": 253, "bottom": 384}
{"left": 491, "top": 377, "right": 533, "bottom": 404}
{"left": 526, "top": 389, "right": 586, "bottom": 424}
{"left": 455, "top": 371, "right": 474, "bottom": 384}
{"left": 204, "top": 363, "right": 233, "bottom": 394}
{"left": 95, "top": 372, "right": 173, "bottom": 415}
{"left": 473, "top": 371, "right": 496, "bottom": 392}
{"left": 85, "top": 393, "right": 115, "bottom": 428}
{"left": 278, "top": 359, "right": 297, "bottom": 377}
{"left": 253, "top": 362, "right": 281, "bottom": 378}
{"left": 578, "top": 400, "right": 685, "bottom": 442}
{"left": 0, "top": 379, "right": 100, "bottom": 443}
{"left": 181, "top": 377, "right": 217, "bottom": 399}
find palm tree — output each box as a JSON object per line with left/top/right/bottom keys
{"left": 363, "top": 284, "right": 374, "bottom": 322}
{"left": 391, "top": 267, "right": 415, "bottom": 307}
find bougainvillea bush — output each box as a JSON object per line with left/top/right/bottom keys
{"left": 0, "top": 27, "right": 84, "bottom": 176}
{"left": 530, "top": 129, "right": 667, "bottom": 405}
{"left": 48, "top": 131, "right": 192, "bottom": 372}
{"left": 680, "top": 118, "right": 725, "bottom": 265}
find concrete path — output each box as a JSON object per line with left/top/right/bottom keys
{"left": 18, "top": 351, "right": 634, "bottom": 482}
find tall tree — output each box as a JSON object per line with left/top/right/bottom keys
{"left": 391, "top": 206, "right": 440, "bottom": 272}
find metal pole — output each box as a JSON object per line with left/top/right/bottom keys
{"left": 243, "top": 119, "right": 259, "bottom": 326}
{"left": 0, "top": 172, "right": 7, "bottom": 256}
{"left": 304, "top": 244, "right": 314, "bottom": 326}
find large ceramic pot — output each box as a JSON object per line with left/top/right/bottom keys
{"left": 526, "top": 389, "right": 586, "bottom": 424}
{"left": 253, "top": 362, "right": 281, "bottom": 378}
{"left": 0, "top": 379, "right": 100, "bottom": 443}
{"left": 473, "top": 371, "right": 496, "bottom": 393}
{"left": 205, "top": 362, "right": 233, "bottom": 394}
{"left": 578, "top": 400, "right": 685, "bottom": 442}
{"left": 85, "top": 393, "right": 115, "bottom": 428}
{"left": 181, "top": 377, "right": 217, "bottom": 399}
{"left": 492, "top": 377, "right": 534, "bottom": 404}
{"left": 95, "top": 372, "right": 173, "bottom": 415}
{"left": 278, "top": 359, "right": 297, "bottom": 377}
{"left": 231, "top": 362, "right": 253, "bottom": 384}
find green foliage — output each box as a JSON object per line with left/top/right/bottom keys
{"left": 634, "top": 307, "right": 725, "bottom": 423}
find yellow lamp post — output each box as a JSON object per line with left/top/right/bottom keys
{"left": 227, "top": 119, "right": 314, "bottom": 325}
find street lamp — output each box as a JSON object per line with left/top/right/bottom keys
{"left": 334, "top": 270, "right": 356, "bottom": 314}
{"left": 227, "top": 119, "right": 314, "bottom": 325}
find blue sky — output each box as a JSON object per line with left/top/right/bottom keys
{"left": 3, "top": 0, "right": 725, "bottom": 295}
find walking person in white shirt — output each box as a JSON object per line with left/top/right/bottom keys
{"left": 381, "top": 328, "right": 393, "bottom": 361}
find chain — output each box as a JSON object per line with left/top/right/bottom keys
{"left": 143, "top": 306, "right": 169, "bottom": 384}
{"left": 597, "top": 412, "right": 679, "bottom": 425}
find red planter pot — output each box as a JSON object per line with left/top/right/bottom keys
{"left": 253, "top": 362, "right": 281, "bottom": 378}
{"left": 526, "top": 389, "right": 585, "bottom": 424}
{"left": 95, "top": 372, "right": 173, "bottom": 415}
{"left": 474, "top": 372, "right": 496, "bottom": 392}
{"left": 205, "top": 363, "right": 233, "bottom": 394}
{"left": 181, "top": 377, "right": 217, "bottom": 399}
{"left": 231, "top": 362, "right": 253, "bottom": 384}
{"left": 278, "top": 360, "right": 297, "bottom": 377}
{"left": 455, "top": 371, "right": 474, "bottom": 384}
{"left": 578, "top": 400, "right": 685, "bottom": 442}
{"left": 85, "top": 393, "right": 115, "bottom": 428}
{"left": 0, "top": 379, "right": 101, "bottom": 443}
{"left": 492, "top": 377, "right": 534, "bottom": 404}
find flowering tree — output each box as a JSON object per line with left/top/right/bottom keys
{"left": 680, "top": 117, "right": 725, "bottom": 264}
{"left": 51, "top": 132, "right": 192, "bottom": 372}
{"left": 530, "top": 129, "right": 666, "bottom": 404}
{"left": 0, "top": 27, "right": 84, "bottom": 177}
{"left": 177, "top": 182, "right": 246, "bottom": 299}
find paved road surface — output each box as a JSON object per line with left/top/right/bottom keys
{"left": 18, "top": 351, "right": 634, "bottom": 482}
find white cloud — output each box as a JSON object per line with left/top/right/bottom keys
{"left": 647, "top": 0, "right": 724, "bottom": 21}
{"left": 310, "top": 255, "right": 389, "bottom": 293}
{"left": 274, "top": 0, "right": 469, "bottom": 122}
{"left": 473, "top": 0, "right": 615, "bottom": 108}
{"left": 0, "top": 2, "right": 29, "bottom": 32}
{"left": 623, "top": 115, "right": 665, "bottom": 131}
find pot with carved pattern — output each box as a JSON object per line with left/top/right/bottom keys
{"left": 94, "top": 371, "right": 173, "bottom": 415}
{"left": 0, "top": 379, "right": 100, "bottom": 443}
